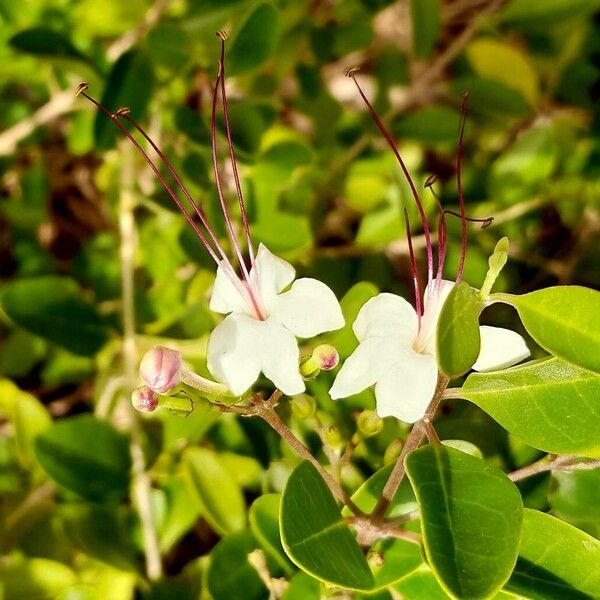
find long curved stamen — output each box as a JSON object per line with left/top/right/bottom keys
{"left": 211, "top": 60, "right": 265, "bottom": 320}
{"left": 403, "top": 207, "right": 422, "bottom": 329}
{"left": 216, "top": 31, "right": 257, "bottom": 275}
{"left": 425, "top": 176, "right": 447, "bottom": 290}
{"left": 114, "top": 108, "right": 229, "bottom": 264}
{"left": 76, "top": 85, "right": 223, "bottom": 267}
{"left": 455, "top": 92, "right": 469, "bottom": 282}
{"left": 345, "top": 67, "right": 434, "bottom": 285}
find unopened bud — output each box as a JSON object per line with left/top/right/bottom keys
{"left": 291, "top": 394, "right": 316, "bottom": 420}
{"left": 384, "top": 438, "right": 403, "bottom": 464}
{"left": 139, "top": 346, "right": 182, "bottom": 394}
{"left": 367, "top": 550, "right": 384, "bottom": 569}
{"left": 324, "top": 425, "right": 343, "bottom": 451}
{"left": 357, "top": 410, "right": 384, "bottom": 437}
{"left": 300, "top": 344, "right": 340, "bottom": 378}
{"left": 131, "top": 386, "right": 159, "bottom": 413}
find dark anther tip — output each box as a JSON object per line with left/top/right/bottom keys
{"left": 75, "top": 83, "right": 89, "bottom": 96}
{"left": 344, "top": 66, "right": 360, "bottom": 78}
{"left": 424, "top": 174, "right": 439, "bottom": 188}
{"left": 115, "top": 107, "right": 131, "bottom": 116}
{"left": 216, "top": 30, "right": 228, "bottom": 41}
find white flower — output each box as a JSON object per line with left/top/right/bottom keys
{"left": 329, "top": 280, "right": 530, "bottom": 423}
{"left": 207, "top": 243, "right": 344, "bottom": 396}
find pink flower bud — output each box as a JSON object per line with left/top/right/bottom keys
{"left": 314, "top": 345, "right": 340, "bottom": 371}
{"left": 139, "top": 346, "right": 182, "bottom": 393}
{"left": 131, "top": 386, "right": 159, "bottom": 413}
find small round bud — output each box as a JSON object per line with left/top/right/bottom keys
{"left": 300, "top": 345, "right": 340, "bottom": 378}
{"left": 324, "top": 425, "right": 343, "bottom": 451}
{"left": 357, "top": 410, "right": 384, "bottom": 438}
{"left": 131, "top": 386, "right": 159, "bottom": 413}
{"left": 367, "top": 550, "right": 384, "bottom": 569}
{"left": 291, "top": 394, "right": 316, "bottom": 420}
{"left": 384, "top": 439, "right": 403, "bottom": 464}
{"left": 140, "top": 346, "right": 182, "bottom": 394}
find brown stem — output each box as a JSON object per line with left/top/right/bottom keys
{"left": 509, "top": 455, "right": 600, "bottom": 482}
{"left": 370, "top": 376, "right": 449, "bottom": 522}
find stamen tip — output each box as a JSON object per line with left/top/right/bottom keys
{"left": 75, "top": 82, "right": 89, "bottom": 97}
{"left": 481, "top": 217, "right": 494, "bottom": 229}
{"left": 216, "top": 30, "right": 228, "bottom": 41}
{"left": 344, "top": 65, "right": 360, "bottom": 78}
{"left": 424, "top": 174, "right": 438, "bottom": 189}
{"left": 114, "top": 106, "right": 131, "bottom": 116}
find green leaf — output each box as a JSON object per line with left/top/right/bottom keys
{"left": 503, "top": 286, "right": 600, "bottom": 375}
{"left": 228, "top": 3, "right": 279, "bottom": 75}
{"left": 501, "top": 0, "right": 600, "bottom": 25}
{"left": 0, "top": 558, "right": 77, "bottom": 600}
{"left": 280, "top": 461, "right": 375, "bottom": 591}
{"left": 94, "top": 50, "right": 154, "bottom": 149}
{"left": 183, "top": 447, "right": 246, "bottom": 535}
{"left": 436, "top": 281, "right": 482, "bottom": 379}
{"left": 1, "top": 277, "right": 110, "bottom": 356}
{"left": 393, "top": 564, "right": 451, "bottom": 600}
{"left": 548, "top": 468, "right": 600, "bottom": 538}
{"left": 395, "top": 106, "right": 461, "bottom": 144}
{"left": 207, "top": 531, "right": 268, "bottom": 600}
{"left": 369, "top": 538, "right": 423, "bottom": 591}
{"left": 460, "top": 357, "right": 600, "bottom": 456}
{"left": 281, "top": 572, "right": 320, "bottom": 600}
{"left": 506, "top": 509, "right": 600, "bottom": 599}
{"left": 249, "top": 494, "right": 295, "bottom": 576}
{"left": 9, "top": 27, "right": 87, "bottom": 62}
{"left": 35, "top": 415, "right": 131, "bottom": 502}
{"left": 410, "top": 0, "right": 440, "bottom": 58}
{"left": 405, "top": 445, "right": 523, "bottom": 599}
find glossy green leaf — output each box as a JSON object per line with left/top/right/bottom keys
{"left": 207, "top": 531, "right": 268, "bottom": 600}
{"left": 460, "top": 357, "right": 600, "bottom": 456}
{"left": 184, "top": 447, "right": 246, "bottom": 535}
{"left": 249, "top": 494, "right": 295, "bottom": 576}
{"left": 94, "top": 50, "right": 154, "bottom": 149}
{"left": 369, "top": 538, "right": 423, "bottom": 591}
{"left": 343, "top": 462, "right": 417, "bottom": 519}
{"left": 504, "top": 286, "right": 600, "bottom": 374}
{"left": 228, "top": 3, "right": 279, "bottom": 75}
{"left": 158, "top": 477, "right": 202, "bottom": 552}
{"left": 281, "top": 572, "right": 320, "bottom": 600}
{"left": 410, "top": 0, "right": 440, "bottom": 58}
{"left": 501, "top": 0, "right": 600, "bottom": 24}
{"left": 393, "top": 565, "right": 451, "bottom": 600}
{"left": 35, "top": 415, "right": 131, "bottom": 502}
{"left": 436, "top": 281, "right": 482, "bottom": 379}
{"left": 1, "top": 277, "right": 110, "bottom": 356}
{"left": 405, "top": 445, "right": 523, "bottom": 599}
{"left": 0, "top": 558, "right": 77, "bottom": 600}
{"left": 9, "top": 27, "right": 87, "bottom": 62}
{"left": 506, "top": 509, "right": 600, "bottom": 599}
{"left": 280, "top": 461, "right": 374, "bottom": 591}
{"left": 548, "top": 468, "right": 600, "bottom": 538}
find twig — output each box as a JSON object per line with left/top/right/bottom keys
{"left": 119, "top": 143, "right": 162, "bottom": 581}
{"left": 106, "top": 0, "right": 171, "bottom": 61}
{"left": 371, "top": 376, "right": 449, "bottom": 522}
{"left": 509, "top": 455, "right": 600, "bottom": 482}
{"left": 347, "top": 516, "right": 421, "bottom": 547}
{"left": 0, "top": 90, "right": 77, "bottom": 156}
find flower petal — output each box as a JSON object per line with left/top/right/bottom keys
{"left": 207, "top": 313, "right": 305, "bottom": 396}
{"left": 207, "top": 313, "right": 262, "bottom": 395}
{"left": 329, "top": 337, "right": 390, "bottom": 400}
{"left": 353, "top": 293, "right": 418, "bottom": 342}
{"left": 270, "top": 278, "right": 344, "bottom": 338}
{"left": 209, "top": 262, "right": 248, "bottom": 315}
{"left": 374, "top": 351, "right": 438, "bottom": 423}
{"left": 472, "top": 325, "right": 530, "bottom": 372}
{"left": 252, "top": 243, "right": 295, "bottom": 311}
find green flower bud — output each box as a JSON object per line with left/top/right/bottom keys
{"left": 324, "top": 425, "right": 343, "bottom": 451}
{"left": 291, "top": 394, "right": 316, "bottom": 420}
{"left": 367, "top": 550, "right": 385, "bottom": 570}
{"left": 300, "top": 344, "right": 340, "bottom": 378}
{"left": 384, "top": 438, "right": 403, "bottom": 464}
{"left": 357, "top": 410, "right": 384, "bottom": 437}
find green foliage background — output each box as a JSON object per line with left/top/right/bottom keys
{"left": 0, "top": 0, "right": 599, "bottom": 598}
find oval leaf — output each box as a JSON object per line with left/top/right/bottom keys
{"left": 183, "top": 447, "right": 246, "bottom": 535}
{"left": 280, "top": 461, "right": 375, "bottom": 591}
{"left": 405, "top": 445, "right": 523, "bottom": 599}
{"left": 460, "top": 357, "right": 600, "bottom": 456}
{"left": 0, "top": 558, "right": 77, "bottom": 600}
{"left": 436, "top": 281, "right": 482, "bottom": 379}
{"left": 228, "top": 3, "right": 279, "bottom": 75}
{"left": 506, "top": 286, "right": 600, "bottom": 374}
{"left": 506, "top": 509, "right": 600, "bottom": 599}
{"left": 369, "top": 538, "right": 423, "bottom": 591}
{"left": 35, "top": 415, "right": 131, "bottom": 502}
{"left": 1, "top": 277, "right": 110, "bottom": 356}
{"left": 9, "top": 27, "right": 87, "bottom": 62}
{"left": 410, "top": 0, "right": 440, "bottom": 59}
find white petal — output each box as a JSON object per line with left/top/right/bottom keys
{"left": 207, "top": 313, "right": 262, "bottom": 395}
{"left": 209, "top": 262, "right": 248, "bottom": 315}
{"left": 353, "top": 293, "right": 418, "bottom": 342}
{"left": 207, "top": 313, "right": 304, "bottom": 396}
{"left": 374, "top": 352, "right": 438, "bottom": 423}
{"left": 252, "top": 243, "right": 295, "bottom": 311}
{"left": 329, "top": 337, "right": 390, "bottom": 399}
{"left": 472, "top": 325, "right": 530, "bottom": 372}
{"left": 420, "top": 279, "right": 455, "bottom": 356}
{"left": 270, "top": 278, "right": 344, "bottom": 338}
